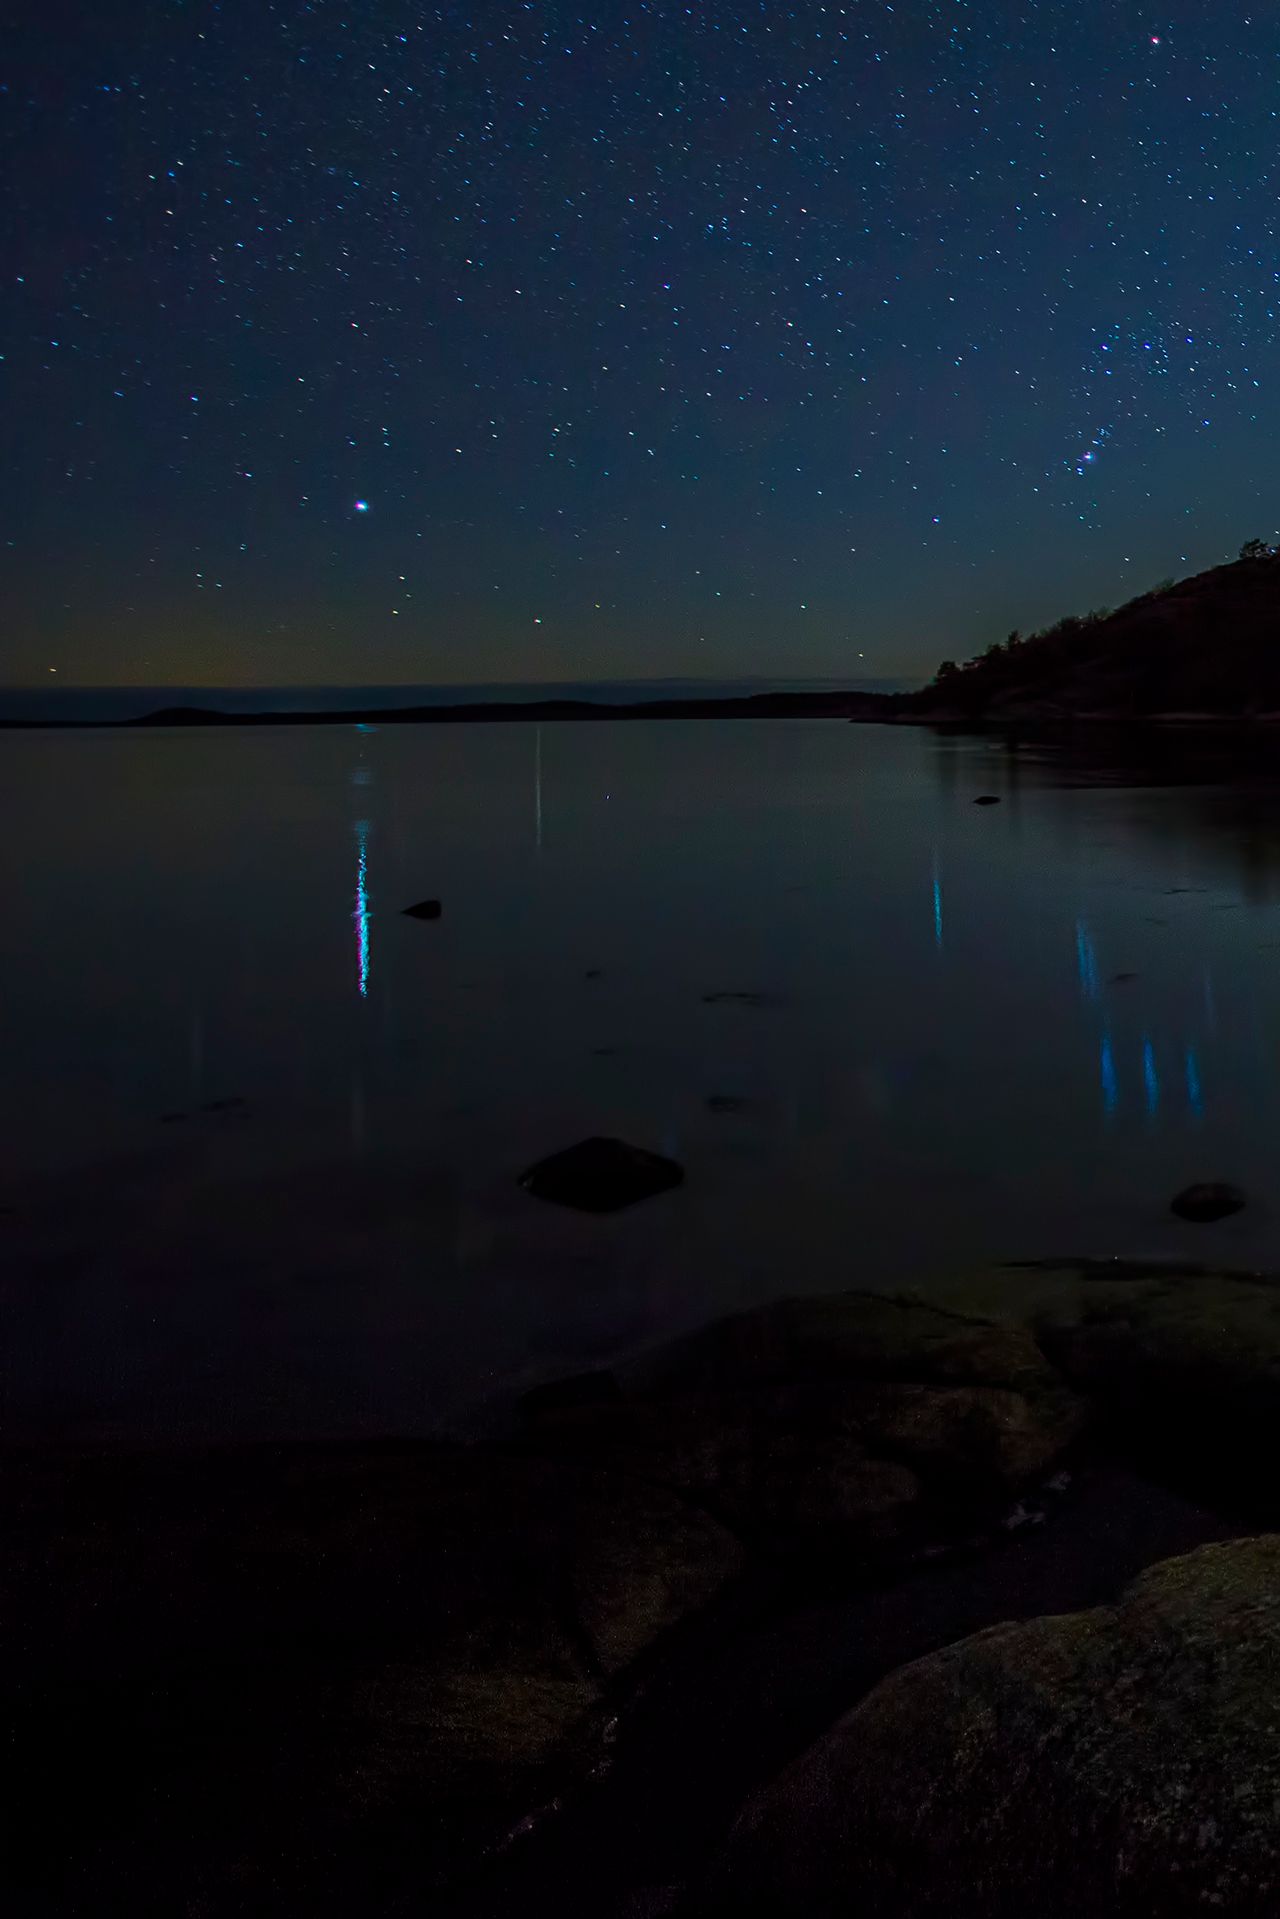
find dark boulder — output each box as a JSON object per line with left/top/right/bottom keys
{"left": 527, "top": 1292, "right": 1087, "bottom": 1556}
{"left": 519, "top": 1136, "right": 684, "bottom": 1212}
{"left": 707, "top": 1537, "right": 1280, "bottom": 1917}
{"left": 922, "top": 1261, "right": 1280, "bottom": 1510}
{"left": 1170, "top": 1181, "right": 1246, "bottom": 1222}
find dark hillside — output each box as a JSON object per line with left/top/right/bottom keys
{"left": 907, "top": 547, "right": 1280, "bottom": 720}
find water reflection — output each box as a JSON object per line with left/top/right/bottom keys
{"left": 925, "top": 727, "right": 1280, "bottom": 1135}
{"left": 1076, "top": 920, "right": 1099, "bottom": 1001}
{"left": 12, "top": 718, "right": 1280, "bottom": 1444}
{"left": 1142, "top": 1037, "right": 1160, "bottom": 1117}
{"left": 929, "top": 723, "right": 1280, "bottom": 895}
{"left": 353, "top": 819, "right": 371, "bottom": 999}
{"left": 1090, "top": 1023, "right": 1212, "bottom": 1124}
{"left": 351, "top": 726, "right": 377, "bottom": 1001}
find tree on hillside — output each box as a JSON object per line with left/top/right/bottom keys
{"left": 1239, "top": 538, "right": 1273, "bottom": 560}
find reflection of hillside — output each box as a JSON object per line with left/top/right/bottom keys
{"left": 928, "top": 725, "right": 1280, "bottom": 900}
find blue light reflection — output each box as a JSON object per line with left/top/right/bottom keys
{"left": 1142, "top": 1036, "right": 1160, "bottom": 1115}
{"left": 353, "top": 818, "right": 371, "bottom": 998}
{"left": 1076, "top": 919, "right": 1098, "bottom": 1000}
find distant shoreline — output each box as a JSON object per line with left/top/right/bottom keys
{"left": 8, "top": 695, "right": 1280, "bottom": 731}
{"left": 0, "top": 689, "right": 899, "bottom": 729}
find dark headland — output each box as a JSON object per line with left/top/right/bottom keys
{"left": 898, "top": 540, "right": 1280, "bottom": 725}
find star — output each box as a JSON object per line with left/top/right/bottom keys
{"left": 6, "top": 0, "right": 1276, "bottom": 688}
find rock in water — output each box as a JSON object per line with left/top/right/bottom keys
{"left": 709, "top": 1536, "right": 1280, "bottom": 1917}
{"left": 402, "top": 898, "right": 443, "bottom": 920}
{"left": 973, "top": 793, "right": 1002, "bottom": 806}
{"left": 526, "top": 1291, "right": 1086, "bottom": 1555}
{"left": 1170, "top": 1181, "right": 1246, "bottom": 1222}
{"left": 519, "top": 1136, "right": 684, "bottom": 1212}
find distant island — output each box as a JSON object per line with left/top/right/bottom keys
{"left": 8, "top": 546, "right": 1280, "bottom": 729}
{"left": 3, "top": 688, "right": 892, "bottom": 729}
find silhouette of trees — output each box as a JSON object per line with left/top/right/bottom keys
{"left": 918, "top": 544, "right": 1280, "bottom": 715}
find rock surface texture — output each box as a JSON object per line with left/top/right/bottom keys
{"left": 10, "top": 1264, "right": 1280, "bottom": 1914}
{"left": 707, "top": 1536, "right": 1280, "bottom": 1917}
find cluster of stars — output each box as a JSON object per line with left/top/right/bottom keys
{"left": 4, "top": 3, "right": 1280, "bottom": 685}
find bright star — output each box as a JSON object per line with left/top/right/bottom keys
{"left": 354, "top": 499, "right": 369, "bottom": 513}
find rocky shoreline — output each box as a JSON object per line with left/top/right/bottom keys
{"left": 7, "top": 1261, "right": 1280, "bottom": 1914}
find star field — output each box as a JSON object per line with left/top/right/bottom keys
{"left": 5, "top": 3, "right": 1280, "bottom": 686}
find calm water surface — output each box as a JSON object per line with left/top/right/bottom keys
{"left": 6, "top": 719, "right": 1280, "bottom": 1441}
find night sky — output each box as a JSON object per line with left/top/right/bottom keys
{"left": 5, "top": 3, "right": 1280, "bottom": 689}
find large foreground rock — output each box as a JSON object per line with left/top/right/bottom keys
{"left": 0, "top": 1291, "right": 1090, "bottom": 1912}
{"left": 2, "top": 1443, "right": 742, "bottom": 1912}
{"left": 923, "top": 1262, "right": 1280, "bottom": 1504}
{"left": 525, "top": 1291, "right": 1086, "bottom": 1555}
{"left": 708, "top": 1536, "right": 1280, "bottom": 1916}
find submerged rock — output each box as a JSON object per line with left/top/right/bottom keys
{"left": 402, "top": 898, "right": 443, "bottom": 920}
{"left": 1170, "top": 1180, "right": 1246, "bottom": 1222}
{"left": 519, "top": 1136, "right": 684, "bottom": 1213}
{"left": 709, "top": 1536, "right": 1280, "bottom": 1917}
